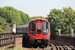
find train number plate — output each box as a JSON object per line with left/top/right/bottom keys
{"left": 37, "top": 40, "right": 41, "bottom": 42}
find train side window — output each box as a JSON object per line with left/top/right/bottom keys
{"left": 20, "top": 28, "right": 22, "bottom": 33}
{"left": 29, "top": 21, "right": 35, "bottom": 36}
{"left": 43, "top": 21, "right": 49, "bottom": 36}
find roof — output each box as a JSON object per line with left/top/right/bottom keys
{"left": 16, "top": 24, "right": 28, "bottom": 28}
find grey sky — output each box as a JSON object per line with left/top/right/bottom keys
{"left": 0, "top": 0, "right": 75, "bottom": 17}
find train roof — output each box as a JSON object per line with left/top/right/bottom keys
{"left": 16, "top": 24, "right": 28, "bottom": 28}
{"left": 30, "top": 18, "right": 49, "bottom": 22}
{"left": 31, "top": 18, "right": 47, "bottom": 21}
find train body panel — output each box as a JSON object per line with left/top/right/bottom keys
{"left": 16, "top": 24, "right": 28, "bottom": 33}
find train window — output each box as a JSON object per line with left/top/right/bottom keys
{"left": 20, "top": 28, "right": 22, "bottom": 33}
{"left": 43, "top": 21, "right": 49, "bottom": 36}
{"left": 37, "top": 25, "right": 41, "bottom": 34}
{"left": 37, "top": 25, "right": 41, "bottom": 30}
{"left": 29, "top": 21, "right": 35, "bottom": 36}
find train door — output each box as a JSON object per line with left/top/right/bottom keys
{"left": 35, "top": 23, "right": 43, "bottom": 39}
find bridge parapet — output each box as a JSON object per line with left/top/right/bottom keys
{"left": 0, "top": 33, "right": 25, "bottom": 49}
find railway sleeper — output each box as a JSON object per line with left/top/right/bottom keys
{"left": 50, "top": 43, "right": 57, "bottom": 50}
{"left": 44, "top": 47, "right": 52, "bottom": 50}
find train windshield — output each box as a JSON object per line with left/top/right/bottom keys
{"left": 43, "top": 21, "right": 49, "bottom": 36}
{"left": 37, "top": 25, "right": 41, "bottom": 34}
{"left": 29, "top": 21, "right": 35, "bottom": 36}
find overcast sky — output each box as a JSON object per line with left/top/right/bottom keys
{"left": 0, "top": 0, "right": 75, "bottom": 17}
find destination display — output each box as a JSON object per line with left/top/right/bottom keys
{"left": 36, "top": 20, "right": 42, "bottom": 23}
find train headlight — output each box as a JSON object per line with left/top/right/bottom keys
{"left": 43, "top": 33, "right": 48, "bottom": 36}
{"left": 31, "top": 34, "right": 32, "bottom": 36}
{"left": 32, "top": 34, "right": 34, "bottom": 36}
{"left": 30, "top": 33, "right": 34, "bottom": 36}
{"left": 44, "top": 34, "right": 46, "bottom": 36}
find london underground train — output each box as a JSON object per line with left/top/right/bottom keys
{"left": 16, "top": 18, "right": 51, "bottom": 44}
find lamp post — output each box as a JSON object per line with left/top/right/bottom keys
{"left": 12, "top": 23, "right": 16, "bottom": 33}
{"left": 71, "top": 29, "right": 74, "bottom": 37}
{"left": 58, "top": 29, "right": 61, "bottom": 35}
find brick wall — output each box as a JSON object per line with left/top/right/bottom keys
{"left": 14, "top": 37, "right": 23, "bottom": 48}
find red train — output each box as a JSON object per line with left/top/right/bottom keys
{"left": 16, "top": 18, "right": 51, "bottom": 44}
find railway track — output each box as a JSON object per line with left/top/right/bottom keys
{"left": 50, "top": 40, "right": 75, "bottom": 50}
{"left": 23, "top": 40, "right": 75, "bottom": 50}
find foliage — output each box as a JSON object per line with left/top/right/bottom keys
{"left": 0, "top": 6, "right": 30, "bottom": 26}
{"left": 19, "top": 11, "right": 30, "bottom": 25}
{"left": 0, "top": 17, "right": 8, "bottom": 33}
{"left": 30, "top": 16, "right": 45, "bottom": 20}
{"left": 1, "top": 47, "right": 22, "bottom": 50}
{"left": 0, "top": 6, "right": 30, "bottom": 33}
{"left": 48, "top": 7, "right": 75, "bottom": 35}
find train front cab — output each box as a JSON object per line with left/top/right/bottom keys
{"left": 28, "top": 19, "right": 50, "bottom": 44}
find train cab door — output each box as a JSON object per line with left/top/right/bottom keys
{"left": 35, "top": 23, "right": 43, "bottom": 39}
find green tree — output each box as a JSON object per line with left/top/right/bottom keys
{"left": 48, "top": 7, "right": 75, "bottom": 35}
{"left": 19, "top": 11, "right": 30, "bottom": 25}
{"left": 0, "top": 6, "right": 21, "bottom": 26}
{"left": 63, "top": 7, "right": 74, "bottom": 34}
{"left": 0, "top": 17, "right": 8, "bottom": 33}
{"left": 48, "top": 9, "right": 64, "bottom": 35}
{"left": 0, "top": 6, "right": 31, "bottom": 33}
{"left": 0, "top": 6, "right": 30, "bottom": 26}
